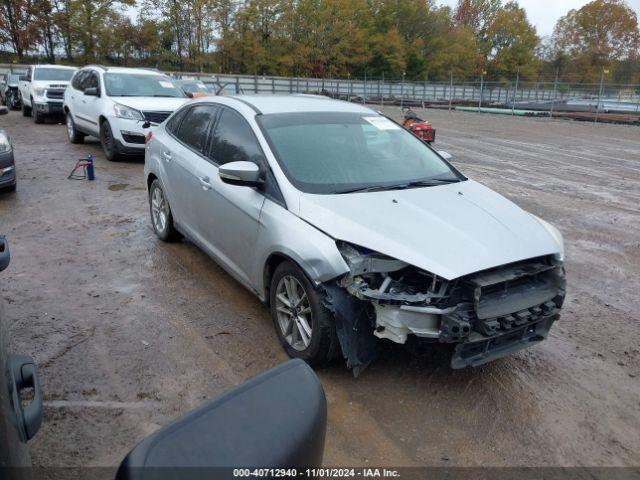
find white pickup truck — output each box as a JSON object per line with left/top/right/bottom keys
{"left": 18, "top": 65, "right": 77, "bottom": 123}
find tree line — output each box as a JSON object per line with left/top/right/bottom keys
{"left": 1, "top": 0, "right": 639, "bottom": 83}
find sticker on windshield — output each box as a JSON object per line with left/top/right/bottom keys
{"left": 159, "top": 81, "right": 174, "bottom": 89}
{"left": 363, "top": 116, "right": 401, "bottom": 130}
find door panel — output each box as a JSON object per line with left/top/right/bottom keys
{"left": 161, "top": 105, "right": 219, "bottom": 240}
{"left": 191, "top": 157, "right": 265, "bottom": 288}
{"left": 193, "top": 108, "right": 267, "bottom": 287}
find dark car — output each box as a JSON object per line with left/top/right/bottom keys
{"left": 0, "top": 74, "right": 22, "bottom": 110}
{"left": 0, "top": 107, "right": 16, "bottom": 193}
{"left": 0, "top": 234, "right": 326, "bottom": 479}
{"left": 0, "top": 236, "right": 44, "bottom": 479}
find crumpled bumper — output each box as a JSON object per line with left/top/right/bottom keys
{"left": 451, "top": 312, "right": 558, "bottom": 369}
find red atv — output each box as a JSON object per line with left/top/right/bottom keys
{"left": 402, "top": 108, "right": 436, "bottom": 144}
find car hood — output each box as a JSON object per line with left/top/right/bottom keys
{"left": 298, "top": 180, "right": 562, "bottom": 280}
{"left": 32, "top": 80, "right": 70, "bottom": 89}
{"left": 111, "top": 97, "right": 190, "bottom": 112}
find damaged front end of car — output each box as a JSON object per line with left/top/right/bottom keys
{"left": 323, "top": 241, "right": 566, "bottom": 375}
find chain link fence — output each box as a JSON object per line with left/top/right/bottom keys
{"left": 2, "top": 63, "right": 639, "bottom": 124}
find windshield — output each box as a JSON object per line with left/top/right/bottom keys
{"left": 259, "top": 112, "right": 463, "bottom": 194}
{"left": 34, "top": 68, "right": 74, "bottom": 81}
{"left": 178, "top": 81, "right": 211, "bottom": 94}
{"left": 8, "top": 74, "right": 20, "bottom": 83}
{"left": 104, "top": 73, "right": 185, "bottom": 98}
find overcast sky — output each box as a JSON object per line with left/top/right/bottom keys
{"left": 437, "top": 0, "right": 640, "bottom": 37}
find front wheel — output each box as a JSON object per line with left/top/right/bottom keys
{"left": 66, "top": 113, "right": 85, "bottom": 144}
{"left": 32, "top": 99, "right": 44, "bottom": 124}
{"left": 149, "top": 179, "right": 180, "bottom": 242}
{"left": 100, "top": 120, "right": 121, "bottom": 161}
{"left": 21, "top": 99, "right": 31, "bottom": 117}
{"left": 270, "top": 261, "right": 337, "bottom": 366}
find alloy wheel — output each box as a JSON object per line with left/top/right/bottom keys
{"left": 275, "top": 275, "right": 313, "bottom": 351}
{"left": 66, "top": 115, "right": 74, "bottom": 140}
{"left": 151, "top": 186, "right": 168, "bottom": 234}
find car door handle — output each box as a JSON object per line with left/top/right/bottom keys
{"left": 0, "top": 235, "right": 10, "bottom": 272}
{"left": 199, "top": 176, "right": 212, "bottom": 190}
{"left": 162, "top": 151, "right": 172, "bottom": 162}
{"left": 8, "top": 354, "right": 43, "bottom": 441}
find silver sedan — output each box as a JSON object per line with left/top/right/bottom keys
{"left": 144, "top": 95, "right": 566, "bottom": 374}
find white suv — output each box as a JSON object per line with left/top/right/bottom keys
{"left": 19, "top": 64, "right": 77, "bottom": 123}
{"left": 63, "top": 66, "right": 189, "bottom": 161}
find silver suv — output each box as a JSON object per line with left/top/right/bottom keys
{"left": 144, "top": 95, "right": 566, "bottom": 374}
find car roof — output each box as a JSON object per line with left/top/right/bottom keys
{"left": 222, "top": 94, "right": 376, "bottom": 115}
{"left": 33, "top": 64, "right": 77, "bottom": 70}
{"left": 91, "top": 66, "right": 164, "bottom": 76}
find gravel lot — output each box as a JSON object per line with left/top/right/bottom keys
{"left": 0, "top": 106, "right": 639, "bottom": 468}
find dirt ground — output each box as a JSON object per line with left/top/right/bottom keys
{"left": 0, "top": 106, "right": 639, "bottom": 468}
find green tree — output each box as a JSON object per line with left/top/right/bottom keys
{"left": 485, "top": 1, "right": 539, "bottom": 78}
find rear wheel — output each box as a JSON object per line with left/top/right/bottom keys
{"left": 270, "top": 261, "right": 337, "bottom": 366}
{"left": 100, "top": 120, "right": 121, "bottom": 161}
{"left": 149, "top": 179, "right": 180, "bottom": 242}
{"left": 66, "top": 113, "right": 85, "bottom": 144}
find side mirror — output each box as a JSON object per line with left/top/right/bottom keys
{"left": 84, "top": 87, "right": 99, "bottom": 97}
{"left": 116, "top": 360, "right": 326, "bottom": 476}
{"left": 219, "top": 161, "right": 262, "bottom": 187}
{"left": 437, "top": 150, "right": 453, "bottom": 161}
{"left": 19, "top": 75, "right": 29, "bottom": 82}
{"left": 0, "top": 106, "right": 8, "bottom": 116}
{"left": 0, "top": 236, "right": 10, "bottom": 272}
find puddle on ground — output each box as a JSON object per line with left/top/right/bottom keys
{"left": 108, "top": 183, "right": 129, "bottom": 191}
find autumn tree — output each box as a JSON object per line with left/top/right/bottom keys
{"left": 485, "top": 1, "right": 538, "bottom": 78}
{"left": 552, "top": 0, "right": 640, "bottom": 81}
{"left": 0, "top": 0, "right": 40, "bottom": 59}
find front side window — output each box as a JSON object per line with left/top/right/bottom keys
{"left": 34, "top": 68, "right": 74, "bottom": 81}
{"left": 259, "top": 112, "right": 463, "bottom": 194}
{"left": 208, "top": 109, "right": 262, "bottom": 165}
{"left": 104, "top": 73, "right": 185, "bottom": 98}
{"left": 71, "top": 71, "right": 85, "bottom": 90}
{"left": 85, "top": 72, "right": 99, "bottom": 90}
{"left": 175, "top": 105, "right": 217, "bottom": 153}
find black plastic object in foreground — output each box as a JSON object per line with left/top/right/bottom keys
{"left": 116, "top": 359, "right": 326, "bottom": 480}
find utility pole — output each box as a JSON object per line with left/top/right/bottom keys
{"left": 511, "top": 68, "right": 520, "bottom": 115}
{"left": 400, "top": 71, "right": 406, "bottom": 110}
{"left": 478, "top": 71, "right": 485, "bottom": 111}
{"left": 448, "top": 71, "right": 453, "bottom": 112}
{"left": 594, "top": 67, "right": 607, "bottom": 124}
{"left": 363, "top": 70, "right": 367, "bottom": 105}
{"left": 549, "top": 67, "right": 559, "bottom": 118}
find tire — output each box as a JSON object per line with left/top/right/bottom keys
{"left": 0, "top": 184, "right": 16, "bottom": 194}
{"left": 32, "top": 99, "right": 44, "bottom": 124}
{"left": 21, "top": 99, "right": 31, "bottom": 117}
{"left": 66, "top": 113, "right": 85, "bottom": 144}
{"left": 100, "top": 120, "right": 121, "bottom": 161}
{"left": 270, "top": 261, "right": 337, "bottom": 366}
{"left": 148, "top": 179, "right": 180, "bottom": 242}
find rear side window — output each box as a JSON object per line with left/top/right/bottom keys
{"left": 175, "top": 105, "right": 218, "bottom": 153}
{"left": 208, "top": 109, "right": 262, "bottom": 165}
{"left": 166, "top": 108, "right": 188, "bottom": 135}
